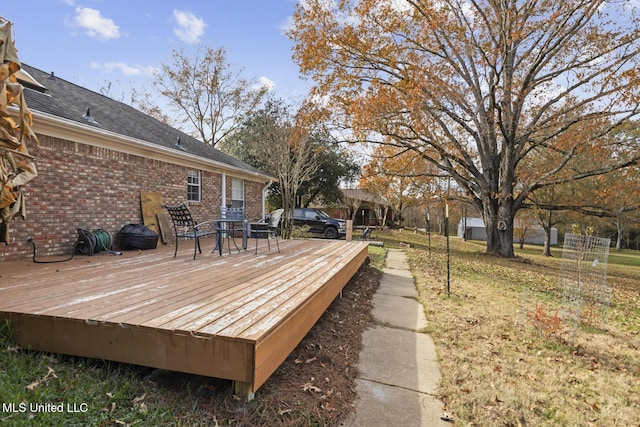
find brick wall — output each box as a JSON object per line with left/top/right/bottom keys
{"left": 1, "top": 134, "right": 263, "bottom": 261}
{"left": 244, "top": 180, "right": 265, "bottom": 220}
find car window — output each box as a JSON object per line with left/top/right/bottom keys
{"left": 305, "top": 210, "right": 318, "bottom": 219}
{"left": 317, "top": 210, "right": 330, "bottom": 219}
{"left": 294, "top": 208, "right": 303, "bottom": 217}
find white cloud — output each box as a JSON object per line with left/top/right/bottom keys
{"left": 173, "top": 10, "right": 206, "bottom": 44}
{"left": 279, "top": 14, "right": 295, "bottom": 36}
{"left": 71, "top": 7, "right": 120, "bottom": 40}
{"left": 257, "top": 76, "right": 276, "bottom": 91}
{"left": 90, "top": 61, "right": 156, "bottom": 76}
{"left": 388, "top": 0, "right": 412, "bottom": 13}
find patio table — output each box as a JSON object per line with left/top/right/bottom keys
{"left": 213, "top": 219, "right": 248, "bottom": 255}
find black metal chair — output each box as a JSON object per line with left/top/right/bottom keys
{"left": 359, "top": 226, "right": 373, "bottom": 241}
{"left": 163, "top": 203, "right": 216, "bottom": 260}
{"left": 249, "top": 209, "right": 282, "bottom": 254}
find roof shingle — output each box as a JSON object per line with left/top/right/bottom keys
{"left": 19, "top": 64, "right": 267, "bottom": 178}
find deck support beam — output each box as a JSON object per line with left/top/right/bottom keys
{"left": 233, "top": 381, "right": 255, "bottom": 402}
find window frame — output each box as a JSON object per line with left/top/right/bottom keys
{"left": 231, "top": 177, "right": 244, "bottom": 208}
{"left": 187, "top": 169, "right": 201, "bottom": 202}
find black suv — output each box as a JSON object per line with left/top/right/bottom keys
{"left": 293, "top": 208, "right": 346, "bottom": 239}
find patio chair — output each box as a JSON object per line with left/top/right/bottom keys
{"left": 249, "top": 209, "right": 282, "bottom": 254}
{"left": 359, "top": 226, "right": 374, "bottom": 241}
{"left": 163, "top": 203, "right": 216, "bottom": 260}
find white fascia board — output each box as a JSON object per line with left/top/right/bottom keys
{"left": 29, "top": 110, "right": 274, "bottom": 183}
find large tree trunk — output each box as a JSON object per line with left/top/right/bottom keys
{"left": 542, "top": 210, "right": 553, "bottom": 257}
{"left": 615, "top": 218, "right": 623, "bottom": 251}
{"left": 543, "top": 230, "right": 552, "bottom": 257}
{"left": 280, "top": 179, "right": 296, "bottom": 239}
{"left": 482, "top": 201, "right": 515, "bottom": 258}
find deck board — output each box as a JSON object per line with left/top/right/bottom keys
{"left": 0, "top": 238, "right": 369, "bottom": 399}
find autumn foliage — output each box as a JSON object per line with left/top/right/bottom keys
{"left": 289, "top": 0, "right": 640, "bottom": 257}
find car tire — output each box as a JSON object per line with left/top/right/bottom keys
{"left": 324, "top": 227, "right": 338, "bottom": 239}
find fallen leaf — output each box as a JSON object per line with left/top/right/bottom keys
{"left": 441, "top": 411, "right": 455, "bottom": 423}
{"left": 44, "top": 366, "right": 57, "bottom": 381}
{"left": 302, "top": 383, "right": 322, "bottom": 393}
{"left": 133, "top": 393, "right": 146, "bottom": 404}
{"left": 305, "top": 357, "right": 317, "bottom": 364}
{"left": 583, "top": 399, "right": 600, "bottom": 411}
{"left": 26, "top": 381, "right": 39, "bottom": 391}
{"left": 322, "top": 402, "right": 336, "bottom": 411}
{"left": 137, "top": 402, "right": 148, "bottom": 415}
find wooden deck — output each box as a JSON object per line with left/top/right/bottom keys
{"left": 0, "top": 238, "right": 369, "bottom": 400}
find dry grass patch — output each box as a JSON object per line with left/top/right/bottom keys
{"left": 383, "top": 231, "right": 639, "bottom": 426}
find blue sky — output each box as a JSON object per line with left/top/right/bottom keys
{"left": 2, "top": 0, "right": 309, "bottom": 102}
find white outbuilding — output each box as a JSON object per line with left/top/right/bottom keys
{"left": 457, "top": 217, "right": 558, "bottom": 246}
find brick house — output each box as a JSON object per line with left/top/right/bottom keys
{"left": 1, "top": 64, "right": 272, "bottom": 261}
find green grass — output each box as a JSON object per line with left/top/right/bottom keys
{"left": 0, "top": 321, "right": 150, "bottom": 426}
{"left": 0, "top": 320, "right": 233, "bottom": 426}
{"left": 370, "top": 229, "right": 640, "bottom": 426}
{"left": 607, "top": 248, "right": 640, "bottom": 267}
{"left": 367, "top": 245, "right": 387, "bottom": 270}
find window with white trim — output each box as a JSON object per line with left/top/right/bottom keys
{"left": 187, "top": 170, "right": 201, "bottom": 202}
{"left": 231, "top": 177, "right": 244, "bottom": 208}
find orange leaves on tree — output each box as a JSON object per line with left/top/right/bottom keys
{"left": 289, "top": 0, "right": 640, "bottom": 257}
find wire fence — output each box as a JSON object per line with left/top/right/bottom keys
{"left": 559, "top": 233, "right": 612, "bottom": 336}
{"left": 517, "top": 233, "right": 612, "bottom": 339}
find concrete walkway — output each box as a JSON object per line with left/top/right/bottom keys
{"left": 345, "top": 249, "right": 451, "bottom": 426}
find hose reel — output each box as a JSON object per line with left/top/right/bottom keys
{"left": 77, "top": 228, "right": 114, "bottom": 256}
{"left": 28, "top": 228, "right": 121, "bottom": 264}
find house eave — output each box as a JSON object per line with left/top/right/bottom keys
{"left": 29, "top": 110, "right": 274, "bottom": 183}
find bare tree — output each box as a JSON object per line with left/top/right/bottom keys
{"left": 129, "top": 86, "right": 173, "bottom": 126}
{"left": 222, "top": 98, "right": 320, "bottom": 238}
{"left": 150, "top": 45, "right": 269, "bottom": 147}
